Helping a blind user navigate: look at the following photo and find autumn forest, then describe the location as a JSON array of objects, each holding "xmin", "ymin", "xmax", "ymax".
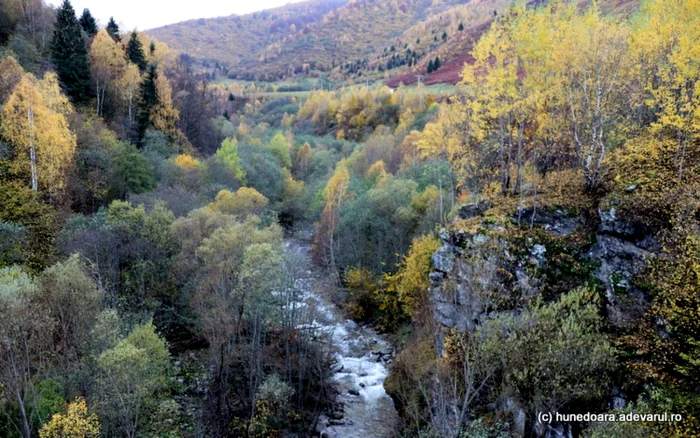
[{"xmin": 0, "ymin": 0, "xmax": 699, "ymax": 437}]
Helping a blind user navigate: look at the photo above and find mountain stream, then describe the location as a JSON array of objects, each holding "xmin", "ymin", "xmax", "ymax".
[{"xmin": 284, "ymin": 238, "xmax": 399, "ymax": 438}]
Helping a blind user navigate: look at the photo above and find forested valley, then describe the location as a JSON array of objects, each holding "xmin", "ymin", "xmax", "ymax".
[{"xmin": 0, "ymin": 0, "xmax": 699, "ymax": 437}]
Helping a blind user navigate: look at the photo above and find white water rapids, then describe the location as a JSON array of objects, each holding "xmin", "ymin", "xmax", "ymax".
[{"xmin": 284, "ymin": 239, "xmax": 399, "ymax": 438}]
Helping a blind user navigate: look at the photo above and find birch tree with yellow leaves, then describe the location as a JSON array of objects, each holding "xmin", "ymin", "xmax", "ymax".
[
  {"xmin": 632, "ymin": 0, "xmax": 700, "ymax": 183},
  {"xmin": 89, "ymin": 29, "xmax": 128, "ymax": 117},
  {"xmin": 552, "ymin": 4, "xmax": 633, "ymax": 191},
  {"xmin": 0, "ymin": 73, "xmax": 76, "ymax": 194},
  {"xmin": 313, "ymin": 163, "xmax": 352, "ymax": 274}
]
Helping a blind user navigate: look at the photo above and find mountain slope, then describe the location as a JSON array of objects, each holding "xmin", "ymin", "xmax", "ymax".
[
  {"xmin": 149, "ymin": 0, "xmax": 348, "ymax": 78},
  {"xmin": 150, "ymin": 0, "xmax": 473, "ymax": 80}
]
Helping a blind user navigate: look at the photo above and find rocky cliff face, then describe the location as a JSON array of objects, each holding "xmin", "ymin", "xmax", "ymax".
[{"xmin": 427, "ymin": 200, "xmax": 658, "ymax": 437}]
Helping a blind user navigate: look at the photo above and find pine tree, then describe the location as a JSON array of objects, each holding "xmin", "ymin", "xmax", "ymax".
[
  {"xmin": 427, "ymin": 59, "xmax": 434, "ymax": 74},
  {"xmin": 136, "ymin": 65, "xmax": 158, "ymax": 142},
  {"xmin": 50, "ymin": 0, "xmax": 91, "ymax": 104},
  {"xmin": 458, "ymin": 22, "xmax": 464, "ymax": 31},
  {"xmin": 442, "ymin": 31, "xmax": 447, "ymax": 41},
  {"xmin": 78, "ymin": 8, "xmax": 97, "ymax": 35},
  {"xmin": 126, "ymin": 31, "xmax": 147, "ymax": 72},
  {"xmin": 434, "ymin": 56, "xmax": 441, "ymax": 70},
  {"xmin": 106, "ymin": 17, "xmax": 120, "ymax": 41}
]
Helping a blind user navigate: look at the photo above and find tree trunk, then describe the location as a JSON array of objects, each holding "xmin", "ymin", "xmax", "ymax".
[{"xmin": 27, "ymin": 105, "xmax": 38, "ymax": 191}]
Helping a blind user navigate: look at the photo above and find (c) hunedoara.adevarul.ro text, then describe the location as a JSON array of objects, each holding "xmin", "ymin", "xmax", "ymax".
[{"xmin": 537, "ymin": 411, "xmax": 683, "ymax": 424}]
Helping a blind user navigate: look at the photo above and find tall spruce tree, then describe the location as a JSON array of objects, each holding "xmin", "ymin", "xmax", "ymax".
[
  {"xmin": 126, "ymin": 31, "xmax": 147, "ymax": 72},
  {"xmin": 51, "ymin": 0, "xmax": 91, "ymax": 103},
  {"xmin": 427, "ymin": 59, "xmax": 434, "ymax": 74},
  {"xmin": 136, "ymin": 65, "xmax": 159, "ymax": 142},
  {"xmin": 434, "ymin": 56, "xmax": 440, "ymax": 70},
  {"xmin": 78, "ymin": 8, "xmax": 97, "ymax": 35},
  {"xmin": 106, "ymin": 17, "xmax": 120, "ymax": 40}
]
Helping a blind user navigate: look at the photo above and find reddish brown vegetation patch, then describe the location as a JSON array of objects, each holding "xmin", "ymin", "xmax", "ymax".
[{"xmin": 385, "ymin": 20, "xmax": 490, "ymax": 88}]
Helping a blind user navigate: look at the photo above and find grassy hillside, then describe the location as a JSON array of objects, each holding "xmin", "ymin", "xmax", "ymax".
[
  {"xmin": 150, "ymin": 0, "xmax": 641, "ymax": 83},
  {"xmin": 150, "ymin": 0, "xmax": 475, "ymax": 80},
  {"xmin": 149, "ymin": 0, "xmax": 348, "ymax": 78}
]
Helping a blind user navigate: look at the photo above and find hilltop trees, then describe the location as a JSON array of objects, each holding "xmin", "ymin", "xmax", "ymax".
[
  {"xmin": 78, "ymin": 8, "xmax": 97, "ymax": 36},
  {"xmin": 89, "ymin": 29, "xmax": 128, "ymax": 117},
  {"xmin": 51, "ymin": 0, "xmax": 91, "ymax": 103},
  {"xmin": 136, "ymin": 65, "xmax": 158, "ymax": 140},
  {"xmin": 135, "ymin": 65, "xmax": 185, "ymax": 144},
  {"xmin": 126, "ymin": 31, "xmax": 148, "ymax": 72},
  {"xmin": 105, "ymin": 17, "xmax": 120, "ymax": 41}
]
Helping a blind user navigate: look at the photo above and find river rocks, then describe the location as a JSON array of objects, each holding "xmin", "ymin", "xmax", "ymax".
[
  {"xmin": 329, "ymin": 408, "xmax": 345, "ymax": 420},
  {"xmin": 370, "ymin": 348, "xmax": 394, "ymax": 364},
  {"xmin": 287, "ymin": 238, "xmax": 398, "ymax": 438}
]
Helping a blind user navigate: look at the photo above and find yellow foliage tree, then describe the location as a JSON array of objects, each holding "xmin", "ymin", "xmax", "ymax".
[
  {"xmin": 39, "ymin": 398, "xmax": 100, "ymax": 438},
  {"xmin": 366, "ymin": 160, "xmax": 388, "ymax": 185},
  {"xmin": 174, "ymin": 154, "xmax": 200, "ymax": 170},
  {"xmin": 268, "ymin": 132, "xmax": 292, "ymax": 168},
  {"xmin": 294, "ymin": 142, "xmax": 313, "ymax": 179},
  {"xmin": 632, "ymin": 0, "xmax": 700, "ymax": 183},
  {"xmin": 0, "ymin": 74, "xmax": 76, "ymax": 194},
  {"xmin": 207, "ymin": 188, "xmax": 269, "ymax": 218},
  {"xmin": 119, "ymin": 63, "xmax": 142, "ymax": 129},
  {"xmin": 0, "ymin": 57, "xmax": 24, "ymax": 105},
  {"xmin": 313, "ymin": 163, "xmax": 352, "ymax": 270},
  {"xmin": 151, "ymin": 68, "xmax": 187, "ymax": 149},
  {"xmin": 89, "ymin": 29, "xmax": 128, "ymax": 116},
  {"xmin": 385, "ymin": 234, "xmax": 441, "ymax": 323}
]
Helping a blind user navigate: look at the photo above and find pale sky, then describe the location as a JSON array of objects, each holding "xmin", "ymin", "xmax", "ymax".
[{"xmin": 48, "ymin": 0, "xmax": 306, "ymax": 31}]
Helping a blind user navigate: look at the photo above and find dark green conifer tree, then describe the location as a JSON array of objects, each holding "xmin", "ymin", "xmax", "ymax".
[
  {"xmin": 126, "ymin": 31, "xmax": 147, "ymax": 72},
  {"xmin": 136, "ymin": 65, "xmax": 159, "ymax": 142},
  {"xmin": 50, "ymin": 0, "xmax": 91, "ymax": 103},
  {"xmin": 442, "ymin": 31, "xmax": 447, "ymax": 41},
  {"xmin": 434, "ymin": 56, "xmax": 441, "ymax": 70},
  {"xmin": 458, "ymin": 22, "xmax": 464, "ymax": 31},
  {"xmin": 0, "ymin": 6, "xmax": 16, "ymax": 44},
  {"xmin": 427, "ymin": 59, "xmax": 434, "ymax": 74},
  {"xmin": 106, "ymin": 17, "xmax": 120, "ymax": 40},
  {"xmin": 78, "ymin": 8, "xmax": 97, "ymax": 35}
]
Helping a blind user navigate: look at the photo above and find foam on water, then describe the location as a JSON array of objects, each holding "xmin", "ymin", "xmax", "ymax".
[{"xmin": 284, "ymin": 238, "xmax": 398, "ymax": 438}]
